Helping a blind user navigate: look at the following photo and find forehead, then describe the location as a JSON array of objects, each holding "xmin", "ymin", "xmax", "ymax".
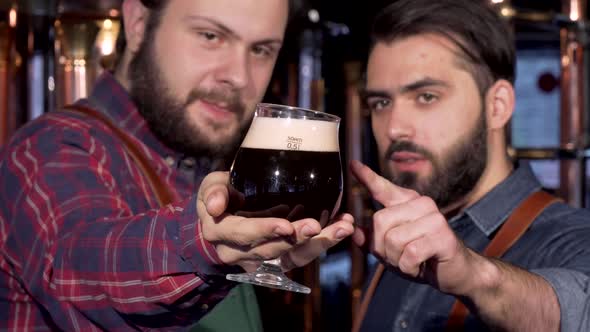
[
  {"xmin": 162, "ymin": 0, "xmax": 289, "ymax": 40},
  {"xmin": 367, "ymin": 34, "xmax": 471, "ymax": 88}
]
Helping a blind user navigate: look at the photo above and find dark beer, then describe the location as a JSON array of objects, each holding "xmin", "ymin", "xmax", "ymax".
[
  {"xmin": 226, "ymin": 105, "xmax": 342, "ymax": 295},
  {"xmin": 230, "ymin": 116, "xmax": 342, "ymax": 223},
  {"xmin": 230, "ymin": 148, "xmax": 342, "ymax": 222}
]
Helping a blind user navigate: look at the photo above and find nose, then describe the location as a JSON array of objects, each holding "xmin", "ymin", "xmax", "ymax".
[
  {"xmin": 386, "ymin": 104, "xmax": 414, "ymax": 142},
  {"xmin": 215, "ymin": 48, "xmax": 251, "ymax": 90}
]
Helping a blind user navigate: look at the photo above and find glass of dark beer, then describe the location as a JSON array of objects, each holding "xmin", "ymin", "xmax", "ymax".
[{"xmin": 226, "ymin": 103, "xmax": 342, "ymax": 294}]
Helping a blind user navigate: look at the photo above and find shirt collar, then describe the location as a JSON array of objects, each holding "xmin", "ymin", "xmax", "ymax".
[
  {"xmin": 452, "ymin": 162, "xmax": 543, "ymax": 236},
  {"xmin": 77, "ymin": 71, "xmax": 181, "ymax": 161}
]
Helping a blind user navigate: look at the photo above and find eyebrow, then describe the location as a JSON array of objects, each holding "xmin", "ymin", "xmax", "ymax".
[
  {"xmin": 361, "ymin": 77, "xmax": 450, "ymax": 101},
  {"xmin": 359, "ymin": 89, "xmax": 391, "ymax": 102},
  {"xmin": 184, "ymin": 15, "xmax": 283, "ymax": 46},
  {"xmin": 398, "ymin": 77, "xmax": 450, "ymax": 93}
]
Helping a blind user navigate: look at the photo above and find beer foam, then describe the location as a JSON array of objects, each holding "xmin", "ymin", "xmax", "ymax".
[{"xmin": 241, "ymin": 117, "xmax": 339, "ymax": 152}]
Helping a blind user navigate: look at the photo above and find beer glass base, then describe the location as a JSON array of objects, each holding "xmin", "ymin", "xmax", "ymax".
[{"xmin": 226, "ymin": 262, "xmax": 311, "ymax": 294}]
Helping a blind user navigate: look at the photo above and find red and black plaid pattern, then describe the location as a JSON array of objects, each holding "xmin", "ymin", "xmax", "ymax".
[{"xmin": 0, "ymin": 73, "xmax": 232, "ymax": 331}]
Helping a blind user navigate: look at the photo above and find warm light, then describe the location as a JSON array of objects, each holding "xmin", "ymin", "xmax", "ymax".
[
  {"xmin": 500, "ymin": 7, "xmax": 516, "ymax": 17},
  {"xmin": 570, "ymin": 0, "xmax": 580, "ymax": 21},
  {"xmin": 100, "ymin": 34, "xmax": 115, "ymax": 56},
  {"xmin": 491, "ymin": 0, "xmax": 504, "ymax": 3},
  {"xmin": 74, "ymin": 63, "xmax": 87, "ymax": 99},
  {"xmin": 562, "ymin": 55, "xmax": 571, "ymax": 67},
  {"xmin": 95, "ymin": 20, "xmax": 120, "ymax": 56},
  {"xmin": 9, "ymin": 7, "xmax": 17, "ymax": 28},
  {"xmin": 109, "ymin": 9, "xmax": 120, "ymax": 17}
]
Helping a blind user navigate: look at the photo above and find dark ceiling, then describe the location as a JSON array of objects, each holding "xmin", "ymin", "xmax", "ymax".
[
  {"xmin": 7, "ymin": 0, "xmax": 567, "ymax": 18},
  {"xmin": 4, "ymin": 0, "xmax": 572, "ymax": 58},
  {"xmin": 2, "ymin": 0, "xmax": 122, "ymax": 16}
]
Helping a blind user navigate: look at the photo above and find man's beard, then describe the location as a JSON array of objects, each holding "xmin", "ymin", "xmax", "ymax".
[
  {"xmin": 382, "ymin": 113, "xmax": 487, "ymax": 209},
  {"xmin": 127, "ymin": 28, "xmax": 250, "ymax": 165}
]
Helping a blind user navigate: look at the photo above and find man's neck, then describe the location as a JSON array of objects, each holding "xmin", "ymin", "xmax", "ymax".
[{"xmin": 442, "ymin": 152, "xmax": 514, "ymax": 219}]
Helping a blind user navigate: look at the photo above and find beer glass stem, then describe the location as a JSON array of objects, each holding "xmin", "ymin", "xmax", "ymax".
[{"xmin": 226, "ymin": 258, "xmax": 311, "ymax": 294}]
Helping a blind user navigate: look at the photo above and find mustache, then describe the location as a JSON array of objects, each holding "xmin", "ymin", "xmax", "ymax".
[
  {"xmin": 185, "ymin": 88, "xmax": 246, "ymax": 116},
  {"xmin": 385, "ymin": 140, "xmax": 435, "ymax": 161}
]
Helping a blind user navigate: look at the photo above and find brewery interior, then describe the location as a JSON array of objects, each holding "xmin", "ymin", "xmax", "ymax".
[{"xmin": 0, "ymin": 0, "xmax": 587, "ymax": 331}]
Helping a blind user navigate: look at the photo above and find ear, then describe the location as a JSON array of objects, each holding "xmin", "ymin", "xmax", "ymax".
[
  {"xmin": 484, "ymin": 79, "xmax": 515, "ymax": 131},
  {"xmin": 121, "ymin": 0, "xmax": 149, "ymax": 54}
]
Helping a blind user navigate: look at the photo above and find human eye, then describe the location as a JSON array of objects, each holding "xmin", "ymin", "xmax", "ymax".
[
  {"xmin": 416, "ymin": 92, "xmax": 438, "ymax": 105},
  {"xmin": 251, "ymin": 44, "xmax": 278, "ymax": 60},
  {"xmin": 194, "ymin": 29, "xmax": 224, "ymax": 47},
  {"xmin": 366, "ymin": 98, "xmax": 391, "ymax": 112}
]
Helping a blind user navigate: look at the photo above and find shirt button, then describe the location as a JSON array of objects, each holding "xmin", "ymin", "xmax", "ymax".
[
  {"xmin": 182, "ymin": 157, "xmax": 196, "ymax": 169},
  {"xmin": 164, "ymin": 156, "xmax": 175, "ymax": 167},
  {"xmin": 400, "ymin": 320, "xmax": 408, "ymax": 329},
  {"xmin": 201, "ymin": 304, "xmax": 209, "ymax": 311}
]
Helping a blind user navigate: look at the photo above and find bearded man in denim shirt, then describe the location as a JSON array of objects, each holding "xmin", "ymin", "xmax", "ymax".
[{"xmin": 353, "ymin": 0, "xmax": 590, "ymax": 331}]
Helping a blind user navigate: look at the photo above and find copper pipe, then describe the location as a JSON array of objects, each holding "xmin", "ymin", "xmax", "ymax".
[
  {"xmin": 559, "ymin": 0, "xmax": 587, "ymax": 207},
  {"xmin": 301, "ymin": 77, "xmax": 326, "ymax": 332},
  {"xmin": 0, "ymin": 16, "xmax": 16, "ymax": 146},
  {"xmin": 0, "ymin": 22, "xmax": 9, "ymax": 145},
  {"xmin": 287, "ymin": 63, "xmax": 298, "ymax": 106},
  {"xmin": 344, "ymin": 61, "xmax": 367, "ymax": 327}
]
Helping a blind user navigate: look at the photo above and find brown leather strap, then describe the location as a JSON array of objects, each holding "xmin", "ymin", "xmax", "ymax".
[
  {"xmin": 445, "ymin": 190, "xmax": 560, "ymax": 331},
  {"xmin": 62, "ymin": 104, "xmax": 175, "ymax": 206},
  {"xmin": 352, "ymin": 190, "xmax": 560, "ymax": 332}
]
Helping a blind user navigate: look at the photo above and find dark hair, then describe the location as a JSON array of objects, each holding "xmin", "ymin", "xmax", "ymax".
[
  {"xmin": 115, "ymin": 0, "xmax": 301, "ymax": 66},
  {"xmin": 371, "ymin": 0, "xmax": 515, "ymax": 96}
]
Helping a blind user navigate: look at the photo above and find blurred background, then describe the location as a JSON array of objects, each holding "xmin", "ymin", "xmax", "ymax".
[{"xmin": 0, "ymin": 0, "xmax": 588, "ymax": 331}]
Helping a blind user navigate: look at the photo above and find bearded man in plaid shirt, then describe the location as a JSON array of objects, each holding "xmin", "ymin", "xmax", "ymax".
[{"xmin": 0, "ymin": 0, "xmax": 354, "ymax": 330}]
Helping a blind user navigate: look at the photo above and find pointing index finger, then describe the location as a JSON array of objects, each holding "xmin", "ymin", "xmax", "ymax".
[{"xmin": 349, "ymin": 160, "xmax": 418, "ymax": 207}]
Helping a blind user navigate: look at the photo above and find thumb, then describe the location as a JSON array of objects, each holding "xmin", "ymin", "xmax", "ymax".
[{"xmin": 205, "ymin": 186, "xmax": 229, "ymax": 218}]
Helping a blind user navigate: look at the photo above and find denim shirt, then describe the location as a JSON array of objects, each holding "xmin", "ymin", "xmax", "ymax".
[{"xmin": 360, "ymin": 163, "xmax": 590, "ymax": 332}]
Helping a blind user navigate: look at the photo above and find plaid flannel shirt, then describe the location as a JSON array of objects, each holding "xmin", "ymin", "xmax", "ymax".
[{"xmin": 0, "ymin": 72, "xmax": 234, "ymax": 331}]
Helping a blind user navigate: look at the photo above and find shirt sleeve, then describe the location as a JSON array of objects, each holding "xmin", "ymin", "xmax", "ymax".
[
  {"xmin": 532, "ymin": 268, "xmax": 590, "ymax": 332},
  {"xmin": 526, "ymin": 207, "xmax": 590, "ymax": 332},
  {"xmin": 0, "ymin": 121, "xmax": 236, "ymax": 330}
]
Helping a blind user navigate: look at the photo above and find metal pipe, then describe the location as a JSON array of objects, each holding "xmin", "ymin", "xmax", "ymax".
[
  {"xmin": 0, "ymin": 4, "xmax": 17, "ymax": 146},
  {"xmin": 559, "ymin": 0, "xmax": 587, "ymax": 206},
  {"xmin": 0, "ymin": 22, "xmax": 10, "ymax": 145},
  {"xmin": 344, "ymin": 61, "xmax": 366, "ymax": 327}
]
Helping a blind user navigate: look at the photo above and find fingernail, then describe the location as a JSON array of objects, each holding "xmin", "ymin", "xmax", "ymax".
[
  {"xmin": 335, "ymin": 229, "xmax": 348, "ymax": 239},
  {"xmin": 206, "ymin": 192, "xmax": 218, "ymax": 206},
  {"xmin": 274, "ymin": 226, "xmax": 290, "ymax": 236},
  {"xmin": 302, "ymin": 225, "xmax": 317, "ymax": 237}
]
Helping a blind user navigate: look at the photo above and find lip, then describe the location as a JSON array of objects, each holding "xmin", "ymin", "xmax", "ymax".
[
  {"xmin": 199, "ymin": 100, "xmax": 234, "ymax": 122},
  {"xmin": 391, "ymin": 151, "xmax": 425, "ymax": 161},
  {"xmin": 390, "ymin": 151, "xmax": 428, "ymax": 172}
]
